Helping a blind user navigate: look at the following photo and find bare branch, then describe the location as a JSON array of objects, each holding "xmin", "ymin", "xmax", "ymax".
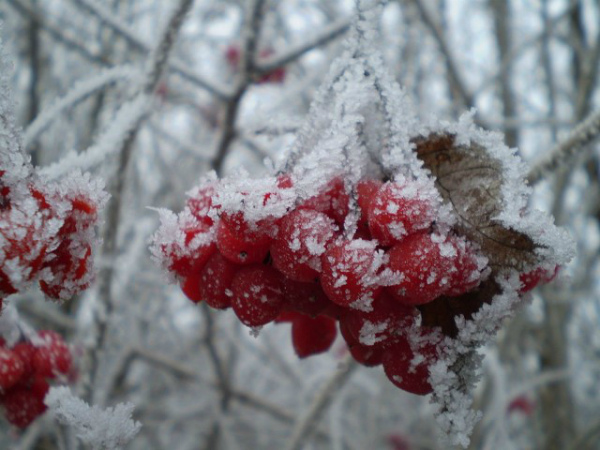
[
  {"xmin": 283, "ymin": 355, "xmax": 356, "ymax": 450},
  {"xmin": 527, "ymin": 108, "xmax": 600, "ymax": 185}
]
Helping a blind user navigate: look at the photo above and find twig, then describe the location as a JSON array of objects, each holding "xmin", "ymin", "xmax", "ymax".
[
  {"xmin": 24, "ymin": 66, "xmax": 137, "ymax": 147},
  {"xmin": 283, "ymin": 355, "xmax": 356, "ymax": 450},
  {"xmin": 81, "ymin": 0, "xmax": 195, "ymax": 405},
  {"xmin": 71, "ymin": 0, "xmax": 230, "ymax": 100},
  {"xmin": 410, "ymin": 0, "xmax": 476, "ymax": 111},
  {"xmin": 527, "ymin": 108, "xmax": 600, "ymax": 185},
  {"xmin": 254, "ymin": 17, "xmax": 351, "ymax": 74},
  {"xmin": 6, "ymin": 0, "xmax": 110, "ymax": 67},
  {"xmin": 211, "ymin": 0, "xmax": 267, "ymax": 176}
]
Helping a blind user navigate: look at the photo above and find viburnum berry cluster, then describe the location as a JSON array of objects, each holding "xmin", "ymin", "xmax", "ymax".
[
  {"xmin": 0, "ymin": 165, "xmax": 107, "ymax": 308},
  {"xmin": 152, "ymin": 1, "xmax": 574, "ymax": 445},
  {"xmin": 151, "ymin": 168, "xmax": 498, "ymax": 395},
  {"xmin": 0, "ymin": 330, "xmax": 72, "ymax": 428}
]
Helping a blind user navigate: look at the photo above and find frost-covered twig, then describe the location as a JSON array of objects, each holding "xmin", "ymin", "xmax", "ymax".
[
  {"xmin": 24, "ymin": 65, "xmax": 137, "ymax": 147},
  {"xmin": 255, "ymin": 17, "xmax": 351, "ymax": 74},
  {"xmin": 71, "ymin": 0, "xmax": 230, "ymax": 100},
  {"xmin": 527, "ymin": 108, "xmax": 600, "ymax": 184},
  {"xmin": 80, "ymin": 0, "xmax": 195, "ymax": 405},
  {"xmin": 410, "ymin": 0, "xmax": 477, "ymax": 113},
  {"xmin": 212, "ymin": 0, "xmax": 267, "ymax": 175},
  {"xmin": 283, "ymin": 355, "xmax": 356, "ymax": 450},
  {"xmin": 6, "ymin": 0, "xmax": 108, "ymax": 66}
]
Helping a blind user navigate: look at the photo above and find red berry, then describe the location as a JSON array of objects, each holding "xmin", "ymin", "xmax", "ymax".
[
  {"xmin": 2, "ymin": 376, "xmax": 49, "ymax": 428},
  {"xmin": 186, "ymin": 183, "xmax": 218, "ymax": 227},
  {"xmin": 199, "ymin": 252, "xmax": 239, "ymax": 309},
  {"xmin": 382, "ymin": 338, "xmax": 435, "ymax": 396},
  {"xmin": 32, "ymin": 330, "xmax": 71, "ymax": 379},
  {"xmin": 231, "ymin": 266, "xmax": 284, "ymax": 327},
  {"xmin": 444, "ymin": 236, "xmax": 485, "ymax": 296},
  {"xmin": 507, "ymin": 395, "xmax": 535, "ymax": 416},
  {"xmin": 356, "ymin": 179, "xmax": 382, "ymax": 227},
  {"xmin": 519, "ymin": 265, "xmax": 558, "ymax": 293},
  {"xmin": 271, "ymin": 209, "xmax": 337, "ymax": 282},
  {"xmin": 320, "ymin": 239, "xmax": 384, "ymax": 308},
  {"xmin": 340, "ymin": 294, "xmax": 416, "ymax": 347},
  {"xmin": 348, "ymin": 343, "xmax": 384, "ymax": 367},
  {"xmin": 225, "ymin": 45, "xmax": 241, "ymax": 70},
  {"xmin": 216, "ymin": 220, "xmax": 271, "ymax": 265},
  {"xmin": 275, "ymin": 310, "xmax": 306, "ymax": 323},
  {"xmin": 0, "ymin": 348, "xmax": 25, "ymax": 391},
  {"xmin": 368, "ymin": 180, "xmax": 437, "ymax": 246},
  {"xmin": 387, "ymin": 232, "xmax": 452, "ymax": 305},
  {"xmin": 298, "ymin": 178, "xmax": 349, "ymax": 226},
  {"xmin": 281, "ymin": 279, "xmax": 331, "ymax": 317},
  {"xmin": 181, "ymin": 272, "xmax": 203, "ymax": 303},
  {"xmin": 291, "ymin": 315, "xmax": 337, "ymax": 358},
  {"xmin": 257, "ymin": 49, "xmax": 286, "ymax": 84},
  {"xmin": 11, "ymin": 342, "xmax": 36, "ymax": 378}
]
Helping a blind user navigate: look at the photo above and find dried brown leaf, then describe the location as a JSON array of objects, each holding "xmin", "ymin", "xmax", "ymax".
[{"xmin": 414, "ymin": 133, "xmax": 537, "ymax": 273}]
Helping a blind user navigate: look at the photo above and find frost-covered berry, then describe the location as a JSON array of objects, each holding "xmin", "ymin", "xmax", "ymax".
[
  {"xmin": 11, "ymin": 342, "xmax": 36, "ymax": 379},
  {"xmin": 216, "ymin": 220, "xmax": 271, "ymax": 265},
  {"xmin": 291, "ymin": 314, "xmax": 337, "ymax": 358},
  {"xmin": 2, "ymin": 375, "xmax": 49, "ymax": 428},
  {"xmin": 186, "ymin": 183, "xmax": 218, "ymax": 228},
  {"xmin": 298, "ymin": 177, "xmax": 349, "ymax": 226},
  {"xmin": 356, "ymin": 178, "xmax": 382, "ymax": 228},
  {"xmin": 231, "ymin": 265, "xmax": 284, "ymax": 327},
  {"xmin": 32, "ymin": 330, "xmax": 72, "ymax": 379},
  {"xmin": 382, "ymin": 339, "xmax": 435, "ymax": 396},
  {"xmin": 387, "ymin": 231, "xmax": 452, "ymax": 305},
  {"xmin": 519, "ymin": 265, "xmax": 558, "ymax": 293},
  {"xmin": 199, "ymin": 252, "xmax": 239, "ymax": 309},
  {"xmin": 340, "ymin": 294, "xmax": 416, "ymax": 347},
  {"xmin": 0, "ymin": 348, "xmax": 25, "ymax": 391},
  {"xmin": 368, "ymin": 180, "xmax": 438, "ymax": 246},
  {"xmin": 320, "ymin": 239, "xmax": 384, "ymax": 308},
  {"xmin": 444, "ymin": 235, "xmax": 486, "ymax": 297},
  {"xmin": 271, "ymin": 209, "xmax": 338, "ymax": 282}
]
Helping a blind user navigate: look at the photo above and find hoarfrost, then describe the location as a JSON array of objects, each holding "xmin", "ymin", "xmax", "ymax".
[{"xmin": 45, "ymin": 387, "xmax": 141, "ymax": 450}]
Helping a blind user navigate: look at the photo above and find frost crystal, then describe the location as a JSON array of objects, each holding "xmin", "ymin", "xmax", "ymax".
[{"xmin": 45, "ymin": 387, "xmax": 141, "ymax": 450}]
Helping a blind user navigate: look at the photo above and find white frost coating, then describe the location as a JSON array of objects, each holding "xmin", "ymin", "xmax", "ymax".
[
  {"xmin": 41, "ymin": 94, "xmax": 152, "ymax": 180},
  {"xmin": 45, "ymin": 387, "xmax": 141, "ymax": 450},
  {"xmin": 24, "ymin": 65, "xmax": 139, "ymax": 147},
  {"xmin": 417, "ymin": 110, "xmax": 576, "ymax": 271}
]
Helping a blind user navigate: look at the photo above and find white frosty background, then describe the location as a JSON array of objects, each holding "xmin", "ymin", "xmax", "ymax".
[{"xmin": 1, "ymin": 0, "xmax": 599, "ymax": 449}]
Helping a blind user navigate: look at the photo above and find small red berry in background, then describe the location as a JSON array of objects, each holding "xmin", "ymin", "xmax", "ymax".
[{"xmin": 507, "ymin": 395, "xmax": 535, "ymax": 416}]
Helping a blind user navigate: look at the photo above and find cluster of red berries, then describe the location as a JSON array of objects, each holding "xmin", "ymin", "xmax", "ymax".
[
  {"xmin": 152, "ymin": 171, "xmax": 494, "ymax": 395},
  {"xmin": 225, "ymin": 45, "xmax": 286, "ymax": 84},
  {"xmin": 0, "ymin": 169, "xmax": 105, "ymax": 308},
  {"xmin": 0, "ymin": 331, "xmax": 72, "ymax": 428},
  {"xmin": 152, "ymin": 169, "xmax": 559, "ymax": 395}
]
